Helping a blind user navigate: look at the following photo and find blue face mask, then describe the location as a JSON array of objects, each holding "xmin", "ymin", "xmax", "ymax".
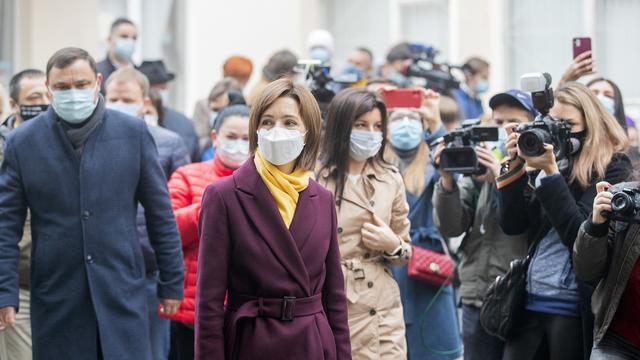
[
  {"xmin": 474, "ymin": 79, "xmax": 490, "ymax": 94},
  {"xmin": 597, "ymin": 94, "xmax": 616, "ymax": 115},
  {"xmin": 390, "ymin": 117, "xmax": 423, "ymax": 150},
  {"xmin": 51, "ymin": 87, "xmax": 98, "ymax": 124},
  {"xmin": 114, "ymin": 38, "xmax": 135, "ymax": 61},
  {"xmin": 310, "ymin": 47, "xmax": 331, "ymax": 65}
]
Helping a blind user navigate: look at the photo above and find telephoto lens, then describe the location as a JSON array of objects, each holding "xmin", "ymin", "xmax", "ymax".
[{"xmin": 517, "ymin": 128, "xmax": 551, "ymax": 157}]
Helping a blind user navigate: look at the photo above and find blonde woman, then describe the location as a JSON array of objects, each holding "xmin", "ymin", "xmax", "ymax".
[
  {"xmin": 497, "ymin": 82, "xmax": 632, "ymax": 360},
  {"xmin": 384, "ymin": 91, "xmax": 463, "ymax": 360}
]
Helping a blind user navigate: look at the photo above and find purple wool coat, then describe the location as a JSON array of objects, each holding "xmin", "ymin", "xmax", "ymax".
[{"xmin": 195, "ymin": 159, "xmax": 351, "ymax": 359}]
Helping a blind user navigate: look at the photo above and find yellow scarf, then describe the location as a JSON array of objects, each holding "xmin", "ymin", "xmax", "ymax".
[{"xmin": 254, "ymin": 150, "xmax": 310, "ymax": 228}]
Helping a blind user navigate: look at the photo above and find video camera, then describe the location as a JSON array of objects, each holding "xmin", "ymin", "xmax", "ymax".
[
  {"xmin": 405, "ymin": 43, "xmax": 460, "ymax": 94},
  {"xmin": 296, "ymin": 60, "xmax": 359, "ymax": 115},
  {"xmin": 440, "ymin": 125, "xmax": 499, "ymax": 175},
  {"xmin": 604, "ymin": 182, "xmax": 640, "ymax": 223},
  {"xmin": 516, "ymin": 73, "xmax": 579, "ymax": 159}
]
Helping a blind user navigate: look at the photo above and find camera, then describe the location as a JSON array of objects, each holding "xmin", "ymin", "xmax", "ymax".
[
  {"xmin": 405, "ymin": 43, "xmax": 460, "ymax": 94},
  {"xmin": 296, "ymin": 60, "xmax": 358, "ymax": 116},
  {"xmin": 605, "ymin": 182, "xmax": 640, "ymax": 223},
  {"xmin": 516, "ymin": 73, "xmax": 579, "ymax": 158},
  {"xmin": 440, "ymin": 125, "xmax": 499, "ymax": 175}
]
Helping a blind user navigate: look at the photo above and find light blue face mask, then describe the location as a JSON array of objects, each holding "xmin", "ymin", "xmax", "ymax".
[
  {"xmin": 389, "ymin": 117, "xmax": 423, "ymax": 150},
  {"xmin": 310, "ymin": 47, "xmax": 331, "ymax": 65},
  {"xmin": 486, "ymin": 127, "xmax": 509, "ymax": 155},
  {"xmin": 107, "ymin": 101, "xmax": 141, "ymax": 118},
  {"xmin": 114, "ymin": 38, "xmax": 135, "ymax": 61},
  {"xmin": 597, "ymin": 94, "xmax": 616, "ymax": 115},
  {"xmin": 51, "ymin": 87, "xmax": 98, "ymax": 124},
  {"xmin": 474, "ymin": 79, "xmax": 490, "ymax": 94}
]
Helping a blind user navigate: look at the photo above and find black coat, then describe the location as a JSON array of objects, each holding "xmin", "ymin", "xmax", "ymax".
[
  {"xmin": 96, "ymin": 57, "xmax": 117, "ymax": 95},
  {"xmin": 0, "ymin": 107, "xmax": 184, "ymax": 359},
  {"xmin": 497, "ymin": 153, "xmax": 632, "ymax": 359}
]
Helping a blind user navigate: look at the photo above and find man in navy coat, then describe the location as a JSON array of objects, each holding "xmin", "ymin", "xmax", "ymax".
[{"xmin": 0, "ymin": 47, "xmax": 184, "ymax": 360}]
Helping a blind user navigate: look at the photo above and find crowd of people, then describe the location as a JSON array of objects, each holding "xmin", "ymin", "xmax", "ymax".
[{"xmin": 0, "ymin": 16, "xmax": 639, "ymax": 360}]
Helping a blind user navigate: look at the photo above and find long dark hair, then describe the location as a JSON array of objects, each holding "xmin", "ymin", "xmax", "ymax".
[
  {"xmin": 587, "ymin": 77, "xmax": 627, "ymax": 132},
  {"xmin": 319, "ymin": 88, "xmax": 389, "ymax": 201}
]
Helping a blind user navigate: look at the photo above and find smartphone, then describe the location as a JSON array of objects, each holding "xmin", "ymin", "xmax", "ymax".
[
  {"xmin": 383, "ymin": 88, "xmax": 422, "ymax": 109},
  {"xmin": 573, "ymin": 37, "xmax": 592, "ymax": 59}
]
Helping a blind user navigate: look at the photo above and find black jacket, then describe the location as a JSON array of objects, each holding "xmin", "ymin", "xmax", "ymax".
[{"xmin": 497, "ymin": 153, "xmax": 632, "ymax": 358}]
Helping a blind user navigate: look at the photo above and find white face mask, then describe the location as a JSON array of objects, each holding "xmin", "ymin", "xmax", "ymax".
[
  {"xmin": 217, "ymin": 139, "xmax": 249, "ymax": 168},
  {"xmin": 350, "ymin": 130, "xmax": 383, "ymax": 161},
  {"xmin": 257, "ymin": 127, "xmax": 306, "ymax": 166},
  {"xmin": 144, "ymin": 114, "xmax": 158, "ymax": 127},
  {"xmin": 106, "ymin": 101, "xmax": 141, "ymax": 118}
]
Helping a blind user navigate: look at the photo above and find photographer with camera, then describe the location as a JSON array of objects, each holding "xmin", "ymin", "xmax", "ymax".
[
  {"xmin": 451, "ymin": 57, "xmax": 490, "ymax": 119},
  {"xmin": 496, "ymin": 78, "xmax": 631, "ymax": 359},
  {"xmin": 573, "ymin": 181, "xmax": 640, "ymax": 359},
  {"xmin": 384, "ymin": 89, "xmax": 462, "ymax": 360},
  {"xmin": 432, "ymin": 89, "xmax": 535, "ymax": 360}
]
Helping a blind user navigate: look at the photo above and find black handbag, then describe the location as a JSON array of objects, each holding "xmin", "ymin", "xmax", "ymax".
[{"xmin": 480, "ymin": 237, "xmax": 540, "ymax": 341}]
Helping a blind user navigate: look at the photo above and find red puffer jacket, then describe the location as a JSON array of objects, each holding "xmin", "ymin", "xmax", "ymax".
[{"xmin": 162, "ymin": 155, "xmax": 234, "ymax": 325}]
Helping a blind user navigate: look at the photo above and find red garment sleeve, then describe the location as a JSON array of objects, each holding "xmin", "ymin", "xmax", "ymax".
[
  {"xmin": 168, "ymin": 168, "xmax": 200, "ymax": 248},
  {"xmin": 195, "ymin": 184, "xmax": 229, "ymax": 359}
]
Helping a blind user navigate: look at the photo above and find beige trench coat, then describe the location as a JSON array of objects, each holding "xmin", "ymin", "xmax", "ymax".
[{"xmin": 317, "ymin": 161, "xmax": 412, "ymax": 360}]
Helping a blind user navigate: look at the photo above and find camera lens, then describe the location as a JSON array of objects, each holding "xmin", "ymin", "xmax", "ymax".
[
  {"xmin": 611, "ymin": 192, "xmax": 633, "ymax": 214},
  {"xmin": 518, "ymin": 129, "xmax": 551, "ymax": 157}
]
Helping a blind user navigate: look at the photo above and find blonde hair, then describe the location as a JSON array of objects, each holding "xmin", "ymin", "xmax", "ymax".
[
  {"xmin": 384, "ymin": 108, "xmax": 430, "ymax": 195},
  {"xmin": 556, "ymin": 82, "xmax": 629, "ymax": 188},
  {"xmin": 105, "ymin": 68, "xmax": 150, "ymax": 97}
]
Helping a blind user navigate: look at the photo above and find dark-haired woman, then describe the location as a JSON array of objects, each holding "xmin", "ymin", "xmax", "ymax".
[
  {"xmin": 385, "ymin": 90, "xmax": 462, "ymax": 360},
  {"xmin": 195, "ymin": 79, "xmax": 350, "ymax": 359},
  {"xmin": 317, "ymin": 88, "xmax": 411, "ymax": 359}
]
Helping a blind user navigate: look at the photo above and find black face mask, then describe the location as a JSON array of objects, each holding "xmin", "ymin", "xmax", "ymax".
[
  {"xmin": 19, "ymin": 104, "xmax": 49, "ymax": 121},
  {"xmin": 569, "ymin": 130, "xmax": 587, "ymax": 155}
]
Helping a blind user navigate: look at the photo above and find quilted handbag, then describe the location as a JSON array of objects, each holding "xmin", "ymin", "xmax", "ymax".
[{"xmin": 407, "ymin": 239, "xmax": 455, "ymax": 287}]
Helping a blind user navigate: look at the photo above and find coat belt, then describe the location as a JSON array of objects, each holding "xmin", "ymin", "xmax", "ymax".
[
  {"xmin": 342, "ymin": 258, "xmax": 380, "ymax": 304},
  {"xmin": 225, "ymin": 292, "xmax": 324, "ymax": 358}
]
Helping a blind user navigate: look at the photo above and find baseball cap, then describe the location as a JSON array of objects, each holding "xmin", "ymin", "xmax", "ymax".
[{"xmin": 489, "ymin": 89, "xmax": 537, "ymax": 116}]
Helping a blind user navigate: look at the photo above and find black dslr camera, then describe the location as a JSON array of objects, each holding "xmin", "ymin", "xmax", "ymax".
[
  {"xmin": 516, "ymin": 73, "xmax": 579, "ymax": 159},
  {"xmin": 440, "ymin": 125, "xmax": 499, "ymax": 175},
  {"xmin": 605, "ymin": 182, "xmax": 640, "ymax": 223}
]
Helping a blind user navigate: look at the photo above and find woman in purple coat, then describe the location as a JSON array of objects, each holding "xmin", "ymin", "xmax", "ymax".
[{"xmin": 195, "ymin": 78, "xmax": 351, "ymax": 359}]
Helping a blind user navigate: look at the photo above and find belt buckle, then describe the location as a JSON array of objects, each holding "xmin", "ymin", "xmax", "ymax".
[
  {"xmin": 281, "ymin": 296, "xmax": 296, "ymax": 321},
  {"xmin": 354, "ymin": 268, "xmax": 365, "ymax": 280}
]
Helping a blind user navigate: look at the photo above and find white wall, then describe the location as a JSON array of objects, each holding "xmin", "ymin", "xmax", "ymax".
[
  {"xmin": 180, "ymin": 0, "xmax": 323, "ymax": 116},
  {"xmin": 15, "ymin": 0, "xmax": 100, "ymax": 71}
]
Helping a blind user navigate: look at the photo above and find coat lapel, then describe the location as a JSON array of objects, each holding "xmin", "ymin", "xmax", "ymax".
[
  {"xmin": 234, "ymin": 160, "xmax": 311, "ymax": 295},
  {"xmin": 288, "ymin": 182, "xmax": 318, "ymax": 252}
]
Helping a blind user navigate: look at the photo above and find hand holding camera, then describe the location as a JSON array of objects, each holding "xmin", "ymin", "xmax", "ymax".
[
  {"xmin": 474, "ymin": 146, "xmax": 502, "ymax": 182},
  {"xmin": 595, "ymin": 181, "xmax": 640, "ymax": 224},
  {"xmin": 593, "ymin": 181, "xmax": 613, "ymax": 225},
  {"xmin": 433, "ymin": 142, "xmax": 455, "ymax": 191}
]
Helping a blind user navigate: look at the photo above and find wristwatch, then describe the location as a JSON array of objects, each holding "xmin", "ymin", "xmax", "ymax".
[{"xmin": 384, "ymin": 241, "xmax": 404, "ymax": 257}]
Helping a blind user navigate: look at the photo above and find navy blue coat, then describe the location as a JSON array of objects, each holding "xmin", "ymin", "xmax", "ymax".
[
  {"xmin": 163, "ymin": 106, "xmax": 200, "ymax": 162},
  {"xmin": 391, "ymin": 128, "xmax": 462, "ymax": 359},
  {"xmin": 0, "ymin": 107, "xmax": 184, "ymax": 360}
]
